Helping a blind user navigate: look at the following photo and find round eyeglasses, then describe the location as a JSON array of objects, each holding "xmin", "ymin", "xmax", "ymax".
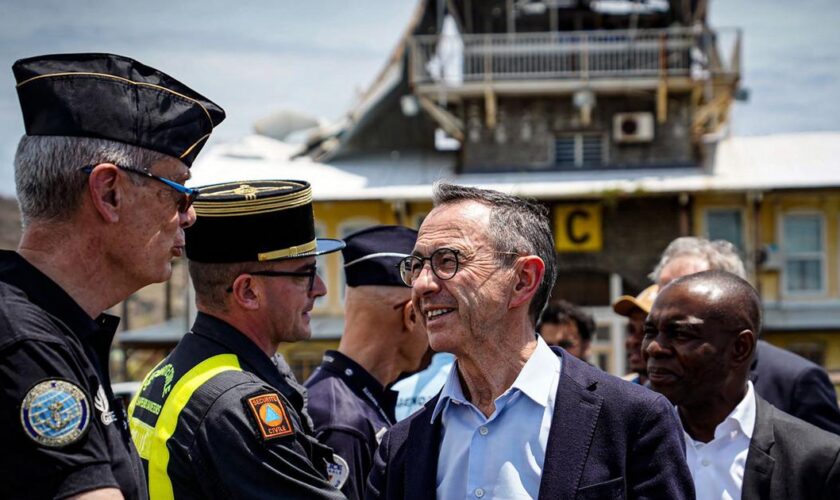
[{"xmin": 398, "ymin": 248, "xmax": 461, "ymax": 286}]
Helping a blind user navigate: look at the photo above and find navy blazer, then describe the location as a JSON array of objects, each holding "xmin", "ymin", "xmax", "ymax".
[
  {"xmin": 366, "ymin": 350, "xmax": 694, "ymax": 499},
  {"xmin": 742, "ymin": 395, "xmax": 840, "ymax": 499},
  {"xmin": 751, "ymin": 340, "xmax": 840, "ymax": 435}
]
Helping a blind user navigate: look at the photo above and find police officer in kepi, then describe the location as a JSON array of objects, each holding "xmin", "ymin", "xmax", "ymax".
[
  {"xmin": 128, "ymin": 180, "xmax": 347, "ymax": 499},
  {"xmin": 305, "ymin": 225, "xmax": 428, "ymax": 499},
  {"xmin": 0, "ymin": 53, "xmax": 224, "ymax": 499}
]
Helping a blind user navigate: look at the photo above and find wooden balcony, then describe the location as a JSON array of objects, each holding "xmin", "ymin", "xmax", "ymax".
[{"xmin": 409, "ymin": 27, "xmax": 741, "ymax": 99}]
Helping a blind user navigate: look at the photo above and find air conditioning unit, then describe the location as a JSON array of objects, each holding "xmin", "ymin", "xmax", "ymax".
[{"xmin": 613, "ymin": 112, "xmax": 654, "ymax": 143}]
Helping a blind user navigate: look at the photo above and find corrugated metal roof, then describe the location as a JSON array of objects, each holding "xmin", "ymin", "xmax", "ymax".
[{"xmin": 188, "ymin": 131, "xmax": 840, "ymax": 201}]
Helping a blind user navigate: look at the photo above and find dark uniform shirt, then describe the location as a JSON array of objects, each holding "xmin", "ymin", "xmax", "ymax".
[
  {"xmin": 0, "ymin": 250, "xmax": 147, "ymax": 500},
  {"xmin": 128, "ymin": 312, "xmax": 344, "ymax": 500},
  {"xmin": 305, "ymin": 350, "xmax": 398, "ymax": 500}
]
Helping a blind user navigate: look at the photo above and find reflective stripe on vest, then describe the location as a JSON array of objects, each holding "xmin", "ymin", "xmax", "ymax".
[{"xmin": 129, "ymin": 354, "xmax": 242, "ymax": 500}]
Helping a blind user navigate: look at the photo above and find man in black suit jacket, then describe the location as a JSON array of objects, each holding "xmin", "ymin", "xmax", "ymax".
[
  {"xmin": 645, "ymin": 270, "xmax": 840, "ymax": 499},
  {"xmin": 368, "ymin": 351, "xmax": 693, "ymax": 499},
  {"xmin": 367, "ymin": 183, "xmax": 694, "ymax": 499},
  {"xmin": 652, "ymin": 236, "xmax": 840, "ymax": 434},
  {"xmin": 751, "ymin": 340, "xmax": 840, "ymax": 435}
]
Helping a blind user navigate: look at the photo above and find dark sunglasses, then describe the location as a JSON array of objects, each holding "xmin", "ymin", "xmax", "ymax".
[
  {"xmin": 80, "ymin": 164, "xmax": 199, "ymax": 213},
  {"xmin": 225, "ymin": 267, "xmax": 319, "ymax": 293}
]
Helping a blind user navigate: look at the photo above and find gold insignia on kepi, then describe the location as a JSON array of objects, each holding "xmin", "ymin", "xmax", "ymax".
[
  {"xmin": 246, "ymin": 393, "xmax": 294, "ymax": 440},
  {"xmin": 185, "ymin": 179, "xmax": 345, "ymax": 263},
  {"xmin": 20, "ymin": 379, "xmax": 91, "ymax": 447}
]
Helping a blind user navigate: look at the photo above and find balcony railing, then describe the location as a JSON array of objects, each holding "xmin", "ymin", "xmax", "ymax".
[{"xmin": 409, "ymin": 27, "xmax": 741, "ymax": 88}]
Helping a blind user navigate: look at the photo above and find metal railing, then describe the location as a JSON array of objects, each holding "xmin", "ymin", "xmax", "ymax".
[{"xmin": 410, "ymin": 27, "xmax": 741, "ymax": 86}]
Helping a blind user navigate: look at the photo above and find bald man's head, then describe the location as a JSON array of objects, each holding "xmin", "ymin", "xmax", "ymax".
[{"xmin": 643, "ymin": 270, "xmax": 761, "ymax": 407}]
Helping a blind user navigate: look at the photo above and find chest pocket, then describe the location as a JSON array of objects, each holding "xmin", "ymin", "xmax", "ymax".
[
  {"xmin": 576, "ymin": 476, "xmax": 625, "ymax": 500},
  {"xmin": 128, "ymin": 354, "xmax": 242, "ymax": 500}
]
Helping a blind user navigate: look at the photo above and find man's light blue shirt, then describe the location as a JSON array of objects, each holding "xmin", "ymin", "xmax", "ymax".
[{"xmin": 432, "ymin": 336, "xmax": 561, "ymax": 499}]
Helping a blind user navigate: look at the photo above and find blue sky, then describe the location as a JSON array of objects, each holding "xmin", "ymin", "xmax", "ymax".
[{"xmin": 1, "ymin": 0, "xmax": 838, "ymax": 196}]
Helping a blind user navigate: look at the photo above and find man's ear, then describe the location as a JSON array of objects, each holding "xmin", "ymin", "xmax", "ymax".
[
  {"xmin": 403, "ymin": 300, "xmax": 417, "ymax": 333},
  {"xmin": 732, "ymin": 329, "xmax": 757, "ymax": 365},
  {"xmin": 230, "ymin": 275, "xmax": 261, "ymax": 311},
  {"xmin": 86, "ymin": 163, "xmax": 123, "ymax": 223},
  {"xmin": 509, "ymin": 256, "xmax": 545, "ymax": 310}
]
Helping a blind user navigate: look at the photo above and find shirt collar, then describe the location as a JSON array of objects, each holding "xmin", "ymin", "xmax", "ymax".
[
  {"xmin": 677, "ymin": 380, "xmax": 757, "ymax": 443},
  {"xmin": 0, "ymin": 250, "xmax": 120, "ymax": 382},
  {"xmin": 0, "ymin": 250, "xmax": 120, "ymax": 341},
  {"xmin": 430, "ymin": 335, "xmax": 560, "ymax": 423},
  {"xmin": 720, "ymin": 380, "xmax": 757, "ymax": 440},
  {"xmin": 191, "ymin": 312, "xmax": 286, "ymax": 387}
]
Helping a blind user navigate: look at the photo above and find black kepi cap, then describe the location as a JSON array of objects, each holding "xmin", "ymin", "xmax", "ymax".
[
  {"xmin": 185, "ymin": 180, "xmax": 344, "ymax": 263},
  {"xmin": 12, "ymin": 52, "xmax": 225, "ymax": 166},
  {"xmin": 342, "ymin": 225, "xmax": 418, "ymax": 287}
]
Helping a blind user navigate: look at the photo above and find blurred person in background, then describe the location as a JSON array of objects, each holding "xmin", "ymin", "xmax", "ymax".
[
  {"xmin": 537, "ymin": 299, "xmax": 595, "ymax": 361},
  {"xmin": 305, "ymin": 225, "xmax": 427, "ymax": 499},
  {"xmin": 651, "ymin": 236, "xmax": 840, "ymax": 435},
  {"xmin": 612, "ymin": 284, "xmax": 659, "ymax": 385},
  {"xmin": 0, "ymin": 53, "xmax": 223, "ymax": 500}
]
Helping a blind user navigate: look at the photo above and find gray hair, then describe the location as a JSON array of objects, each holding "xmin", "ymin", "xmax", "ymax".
[
  {"xmin": 14, "ymin": 135, "xmax": 170, "ymax": 226},
  {"xmin": 649, "ymin": 236, "xmax": 746, "ymax": 282},
  {"xmin": 432, "ymin": 182, "xmax": 556, "ymax": 325},
  {"xmin": 188, "ymin": 260, "xmax": 279, "ymax": 312}
]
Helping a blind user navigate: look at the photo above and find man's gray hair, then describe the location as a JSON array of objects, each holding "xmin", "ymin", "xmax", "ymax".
[
  {"xmin": 14, "ymin": 135, "xmax": 170, "ymax": 226},
  {"xmin": 432, "ymin": 182, "xmax": 557, "ymax": 325},
  {"xmin": 649, "ymin": 236, "xmax": 746, "ymax": 282}
]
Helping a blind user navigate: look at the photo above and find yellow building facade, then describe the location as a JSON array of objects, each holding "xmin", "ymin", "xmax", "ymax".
[{"xmin": 694, "ymin": 189, "xmax": 840, "ymax": 379}]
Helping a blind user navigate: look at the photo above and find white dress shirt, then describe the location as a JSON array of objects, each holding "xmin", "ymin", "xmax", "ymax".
[
  {"xmin": 682, "ymin": 381, "xmax": 757, "ymax": 500},
  {"xmin": 432, "ymin": 336, "xmax": 561, "ymax": 499}
]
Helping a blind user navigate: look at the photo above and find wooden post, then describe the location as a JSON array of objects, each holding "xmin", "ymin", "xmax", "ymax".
[{"xmin": 656, "ymin": 33, "xmax": 668, "ymax": 124}]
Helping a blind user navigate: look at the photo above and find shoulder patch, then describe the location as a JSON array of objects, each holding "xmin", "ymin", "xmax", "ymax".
[
  {"xmin": 326, "ymin": 453, "xmax": 349, "ymax": 489},
  {"xmin": 246, "ymin": 392, "xmax": 294, "ymax": 440},
  {"xmin": 20, "ymin": 379, "xmax": 91, "ymax": 447}
]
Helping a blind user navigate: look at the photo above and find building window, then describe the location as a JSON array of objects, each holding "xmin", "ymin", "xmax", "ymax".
[
  {"xmin": 782, "ymin": 214, "xmax": 824, "ymax": 294},
  {"xmin": 555, "ymin": 134, "xmax": 605, "ymax": 169},
  {"xmin": 705, "ymin": 209, "xmax": 744, "ymax": 252}
]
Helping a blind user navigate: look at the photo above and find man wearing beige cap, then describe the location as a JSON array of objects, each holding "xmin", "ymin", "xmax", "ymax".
[{"xmin": 612, "ymin": 284, "xmax": 658, "ymax": 385}]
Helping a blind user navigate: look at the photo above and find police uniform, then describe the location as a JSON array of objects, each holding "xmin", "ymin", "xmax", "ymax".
[
  {"xmin": 0, "ymin": 53, "xmax": 224, "ymax": 499},
  {"xmin": 0, "ymin": 251, "xmax": 147, "ymax": 499},
  {"xmin": 305, "ymin": 225, "xmax": 417, "ymax": 500},
  {"xmin": 129, "ymin": 180, "xmax": 346, "ymax": 500},
  {"xmin": 306, "ymin": 351, "xmax": 398, "ymax": 499}
]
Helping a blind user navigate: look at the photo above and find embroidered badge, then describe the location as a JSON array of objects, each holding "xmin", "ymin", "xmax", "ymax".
[
  {"xmin": 246, "ymin": 393, "xmax": 294, "ymax": 440},
  {"xmin": 20, "ymin": 379, "xmax": 91, "ymax": 447},
  {"xmin": 326, "ymin": 453, "xmax": 349, "ymax": 489}
]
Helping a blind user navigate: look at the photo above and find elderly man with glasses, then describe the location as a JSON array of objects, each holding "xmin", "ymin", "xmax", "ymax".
[
  {"xmin": 128, "ymin": 180, "xmax": 348, "ymax": 499},
  {"xmin": 368, "ymin": 183, "xmax": 694, "ymax": 499},
  {"xmin": 0, "ymin": 53, "xmax": 223, "ymax": 500}
]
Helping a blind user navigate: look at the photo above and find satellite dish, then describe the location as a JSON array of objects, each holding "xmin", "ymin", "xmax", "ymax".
[{"xmin": 253, "ymin": 110, "xmax": 320, "ymax": 141}]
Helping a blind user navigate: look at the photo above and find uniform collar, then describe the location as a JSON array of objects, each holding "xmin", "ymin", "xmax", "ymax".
[
  {"xmin": 0, "ymin": 250, "xmax": 120, "ymax": 379},
  {"xmin": 191, "ymin": 312, "xmax": 287, "ymax": 387},
  {"xmin": 317, "ymin": 350, "xmax": 398, "ymax": 423}
]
